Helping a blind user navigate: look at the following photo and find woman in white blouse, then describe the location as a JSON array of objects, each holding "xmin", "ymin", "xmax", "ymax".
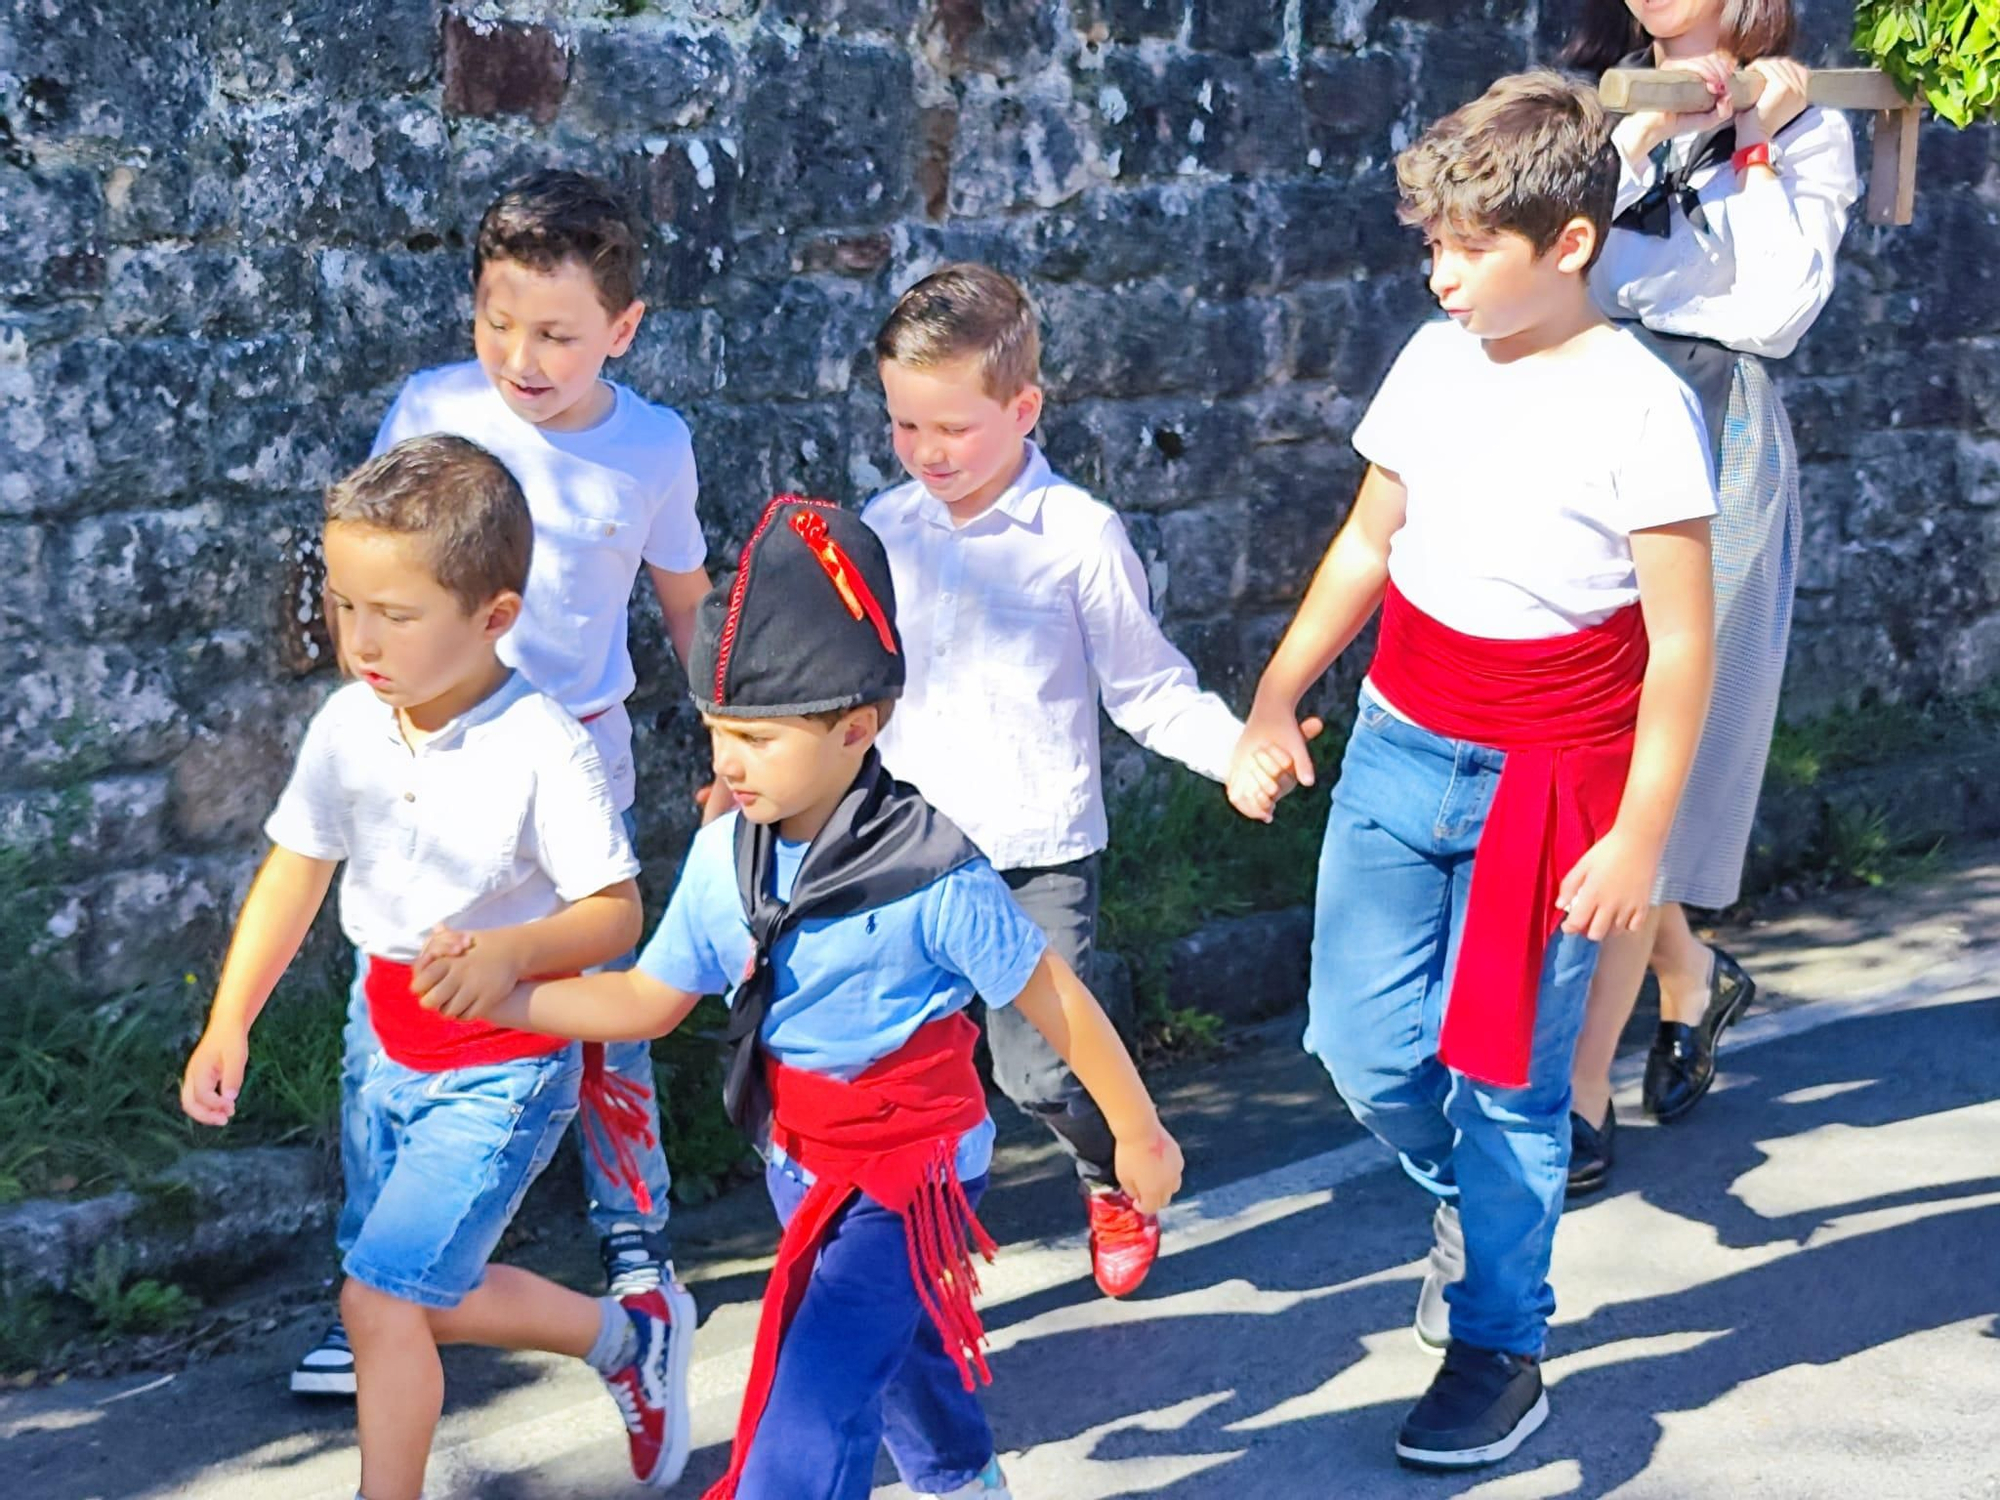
[{"xmin": 1562, "ymin": 0, "xmax": 1859, "ymax": 1194}]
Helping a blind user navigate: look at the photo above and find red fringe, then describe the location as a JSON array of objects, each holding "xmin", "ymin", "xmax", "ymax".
[{"xmin": 577, "ymin": 1041, "xmax": 656, "ymax": 1219}]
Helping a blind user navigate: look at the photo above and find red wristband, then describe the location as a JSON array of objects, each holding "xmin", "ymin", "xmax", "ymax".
[{"xmin": 1732, "ymin": 141, "xmax": 1773, "ymax": 175}]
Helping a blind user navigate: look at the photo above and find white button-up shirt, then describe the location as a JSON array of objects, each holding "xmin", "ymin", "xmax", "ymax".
[
  {"xmin": 264, "ymin": 674, "xmax": 640, "ymax": 962},
  {"xmin": 863, "ymin": 444, "xmax": 1243, "ymax": 871}
]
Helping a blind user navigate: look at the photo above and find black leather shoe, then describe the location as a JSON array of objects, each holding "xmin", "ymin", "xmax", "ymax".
[
  {"xmin": 1566, "ymin": 1103, "xmax": 1615, "ymax": 1200},
  {"xmin": 1643, "ymin": 947, "xmax": 1756, "ymax": 1123}
]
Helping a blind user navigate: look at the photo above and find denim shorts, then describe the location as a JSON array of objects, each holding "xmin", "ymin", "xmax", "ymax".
[{"xmin": 342, "ymin": 1043, "xmax": 582, "ymax": 1309}]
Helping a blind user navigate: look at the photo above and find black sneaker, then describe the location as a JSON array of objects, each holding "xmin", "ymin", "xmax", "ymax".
[
  {"xmin": 1395, "ymin": 1340, "xmax": 1549, "ymax": 1469},
  {"xmin": 289, "ymin": 1319, "xmax": 355, "ymax": 1398},
  {"xmin": 601, "ymin": 1222, "xmax": 672, "ymax": 1300}
]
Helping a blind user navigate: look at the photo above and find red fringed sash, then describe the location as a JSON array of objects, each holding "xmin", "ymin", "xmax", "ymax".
[
  {"xmin": 704, "ymin": 1013, "xmax": 996, "ymax": 1500},
  {"xmin": 1365, "ymin": 583, "xmax": 1648, "ymax": 1087}
]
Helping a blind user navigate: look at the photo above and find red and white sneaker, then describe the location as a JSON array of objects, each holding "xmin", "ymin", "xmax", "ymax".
[
  {"xmin": 600, "ymin": 1282, "xmax": 697, "ymax": 1489},
  {"xmin": 1086, "ymin": 1186, "xmax": 1161, "ymax": 1298}
]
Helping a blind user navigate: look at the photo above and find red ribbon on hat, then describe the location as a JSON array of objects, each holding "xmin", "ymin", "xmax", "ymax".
[{"xmin": 790, "ymin": 509, "xmax": 898, "ymax": 657}]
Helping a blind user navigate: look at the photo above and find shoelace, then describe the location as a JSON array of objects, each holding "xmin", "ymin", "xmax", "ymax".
[
  {"xmin": 607, "ymin": 1374, "xmax": 647, "ymax": 1435},
  {"xmin": 1090, "ymin": 1194, "xmax": 1151, "ymax": 1245}
]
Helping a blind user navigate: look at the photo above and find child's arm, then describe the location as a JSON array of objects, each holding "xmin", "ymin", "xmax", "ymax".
[
  {"xmin": 1228, "ymin": 463, "xmax": 1409, "ymax": 821},
  {"xmin": 1558, "ymin": 517, "xmax": 1715, "ymax": 940},
  {"xmin": 181, "ymin": 848, "xmax": 338, "ymax": 1127},
  {"xmin": 408, "ymin": 879, "xmax": 644, "ymax": 1016},
  {"xmin": 1009, "ymin": 953, "xmax": 1183, "ymax": 1214},
  {"xmin": 649, "ymin": 563, "xmax": 713, "ymax": 670},
  {"xmin": 423, "ymin": 964, "xmax": 706, "ymax": 1042}
]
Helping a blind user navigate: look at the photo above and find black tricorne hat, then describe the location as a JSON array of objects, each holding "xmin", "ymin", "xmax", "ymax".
[{"xmin": 689, "ymin": 495, "xmax": 904, "ymax": 718}]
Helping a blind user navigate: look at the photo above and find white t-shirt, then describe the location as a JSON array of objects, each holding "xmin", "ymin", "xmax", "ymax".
[
  {"xmin": 264, "ymin": 674, "xmax": 641, "ymax": 963},
  {"xmin": 373, "ymin": 362, "xmax": 708, "ymax": 808},
  {"xmin": 1353, "ymin": 318, "xmax": 1717, "ymax": 641}
]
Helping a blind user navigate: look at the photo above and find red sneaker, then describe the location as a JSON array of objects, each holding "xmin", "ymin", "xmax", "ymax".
[
  {"xmin": 1086, "ymin": 1187, "xmax": 1161, "ymax": 1298},
  {"xmin": 599, "ymin": 1283, "xmax": 697, "ymax": 1489}
]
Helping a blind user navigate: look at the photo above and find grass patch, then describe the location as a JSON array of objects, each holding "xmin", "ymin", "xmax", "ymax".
[
  {"xmin": 1101, "ymin": 749, "xmax": 1332, "ymax": 1027},
  {"xmin": 1765, "ymin": 683, "xmax": 2000, "ymax": 790}
]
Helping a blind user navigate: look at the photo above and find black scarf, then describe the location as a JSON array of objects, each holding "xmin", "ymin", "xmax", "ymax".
[
  {"xmin": 723, "ymin": 749, "xmax": 981, "ymax": 1139},
  {"xmin": 1614, "ymin": 126, "xmax": 1737, "ymax": 239}
]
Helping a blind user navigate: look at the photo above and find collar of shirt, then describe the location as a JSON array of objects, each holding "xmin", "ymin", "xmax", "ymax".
[
  {"xmin": 915, "ymin": 441, "xmax": 1055, "ymax": 534},
  {"xmin": 372, "ymin": 670, "xmax": 531, "ymax": 755}
]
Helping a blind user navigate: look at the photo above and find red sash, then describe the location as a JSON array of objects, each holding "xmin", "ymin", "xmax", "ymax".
[
  {"xmin": 1365, "ymin": 583, "xmax": 1648, "ymax": 1087},
  {"xmin": 704, "ymin": 1014, "xmax": 996, "ymax": 1500},
  {"xmin": 362, "ymin": 957, "xmax": 659, "ymax": 1215}
]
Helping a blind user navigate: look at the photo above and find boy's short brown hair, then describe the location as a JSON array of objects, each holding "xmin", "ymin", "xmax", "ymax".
[
  {"xmin": 325, "ymin": 435, "xmax": 533, "ymax": 614},
  {"xmin": 473, "ymin": 169, "xmax": 643, "ymax": 316},
  {"xmin": 874, "ymin": 263, "xmax": 1041, "ymax": 400},
  {"xmin": 1394, "ymin": 70, "xmax": 1617, "ymax": 266}
]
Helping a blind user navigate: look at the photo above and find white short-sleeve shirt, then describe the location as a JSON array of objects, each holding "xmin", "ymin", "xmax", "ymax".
[
  {"xmin": 373, "ymin": 362, "xmax": 708, "ymax": 808},
  {"xmin": 1353, "ymin": 318, "xmax": 1718, "ymax": 642},
  {"xmin": 264, "ymin": 674, "xmax": 641, "ymax": 962}
]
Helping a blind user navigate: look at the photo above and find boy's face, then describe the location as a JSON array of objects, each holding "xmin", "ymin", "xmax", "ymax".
[
  {"xmin": 324, "ymin": 522, "xmax": 518, "ymax": 719},
  {"xmin": 880, "ymin": 355, "xmax": 1043, "ymax": 519},
  {"xmin": 1426, "ymin": 219, "xmax": 1596, "ymax": 345},
  {"xmin": 704, "ymin": 708, "xmax": 876, "ymax": 829},
  {"xmin": 473, "ymin": 256, "xmax": 643, "ymax": 432}
]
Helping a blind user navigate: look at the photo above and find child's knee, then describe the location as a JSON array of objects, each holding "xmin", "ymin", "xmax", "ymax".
[{"xmin": 340, "ymin": 1277, "xmax": 428, "ymax": 1345}]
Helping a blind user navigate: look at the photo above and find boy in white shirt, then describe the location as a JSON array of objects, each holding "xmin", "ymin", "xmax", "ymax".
[
  {"xmin": 180, "ymin": 436, "xmax": 697, "ymax": 1499},
  {"xmin": 296, "ymin": 171, "xmax": 709, "ymax": 1398},
  {"xmin": 861, "ymin": 264, "xmax": 1243, "ymax": 1298},
  {"xmin": 1230, "ymin": 72, "xmax": 1716, "ymax": 1470}
]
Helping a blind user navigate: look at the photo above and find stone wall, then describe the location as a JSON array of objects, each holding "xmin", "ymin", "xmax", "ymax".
[{"xmin": 3, "ymin": 0, "xmax": 1997, "ymax": 1003}]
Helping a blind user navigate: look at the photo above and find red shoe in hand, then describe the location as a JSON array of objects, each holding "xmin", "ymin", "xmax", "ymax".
[{"xmin": 1086, "ymin": 1186, "xmax": 1161, "ymax": 1298}]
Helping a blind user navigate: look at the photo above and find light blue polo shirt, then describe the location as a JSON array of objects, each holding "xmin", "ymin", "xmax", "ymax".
[{"xmin": 638, "ymin": 812, "xmax": 1048, "ymax": 1179}]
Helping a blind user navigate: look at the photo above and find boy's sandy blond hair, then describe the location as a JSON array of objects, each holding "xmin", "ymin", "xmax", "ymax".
[
  {"xmin": 325, "ymin": 435, "xmax": 533, "ymax": 614},
  {"xmin": 874, "ymin": 263, "xmax": 1041, "ymax": 400},
  {"xmin": 1395, "ymin": 70, "xmax": 1618, "ymax": 266}
]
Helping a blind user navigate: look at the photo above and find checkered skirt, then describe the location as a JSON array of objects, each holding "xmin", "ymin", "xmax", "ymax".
[{"xmin": 1654, "ymin": 355, "xmax": 1801, "ymax": 910}]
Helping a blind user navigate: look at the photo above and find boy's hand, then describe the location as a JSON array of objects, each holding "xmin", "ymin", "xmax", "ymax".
[
  {"xmin": 181, "ymin": 1025, "xmax": 249, "ymax": 1127},
  {"xmin": 1226, "ymin": 711, "xmax": 1324, "ymax": 823},
  {"xmin": 1557, "ymin": 828, "xmax": 1659, "ymax": 942},
  {"xmin": 1113, "ymin": 1118, "xmax": 1185, "ymax": 1216},
  {"xmin": 412, "ymin": 929, "xmax": 522, "ymax": 1021}
]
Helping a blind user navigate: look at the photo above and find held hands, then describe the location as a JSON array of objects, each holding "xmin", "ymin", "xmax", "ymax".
[
  {"xmin": 1614, "ymin": 49, "xmax": 1738, "ymax": 163},
  {"xmin": 1226, "ymin": 708, "xmax": 1326, "ymax": 823},
  {"xmin": 181, "ymin": 1025, "xmax": 249, "ymax": 1127},
  {"xmin": 1113, "ymin": 1117, "xmax": 1185, "ymax": 1216},
  {"xmin": 411, "ymin": 925, "xmax": 518, "ymax": 1021},
  {"xmin": 1556, "ymin": 827, "xmax": 1659, "ymax": 941}
]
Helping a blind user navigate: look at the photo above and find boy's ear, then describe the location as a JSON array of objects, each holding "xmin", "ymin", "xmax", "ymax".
[
  {"xmin": 1010, "ymin": 382, "xmax": 1044, "ymax": 436},
  {"xmin": 840, "ymin": 705, "xmax": 881, "ymax": 750},
  {"xmin": 606, "ymin": 299, "xmax": 645, "ymax": 358},
  {"xmin": 479, "ymin": 591, "xmax": 523, "ymax": 640},
  {"xmin": 1552, "ymin": 216, "xmax": 1598, "ymax": 275}
]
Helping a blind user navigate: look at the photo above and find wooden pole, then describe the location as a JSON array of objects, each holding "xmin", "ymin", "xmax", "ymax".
[
  {"xmin": 1598, "ymin": 67, "xmax": 1924, "ymax": 228},
  {"xmin": 1598, "ymin": 67, "xmax": 1912, "ymax": 114}
]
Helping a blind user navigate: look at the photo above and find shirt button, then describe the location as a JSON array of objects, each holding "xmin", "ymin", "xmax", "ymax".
[
  {"xmin": 403, "ymin": 791, "xmax": 416, "ymax": 803},
  {"xmin": 603, "ymin": 522, "xmax": 616, "ymax": 537}
]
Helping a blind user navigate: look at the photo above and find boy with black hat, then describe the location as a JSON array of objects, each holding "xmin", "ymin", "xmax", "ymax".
[{"xmin": 420, "ymin": 495, "xmax": 1184, "ymax": 1500}]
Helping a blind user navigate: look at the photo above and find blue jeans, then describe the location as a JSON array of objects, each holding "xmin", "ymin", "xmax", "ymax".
[
  {"xmin": 336, "ymin": 809, "xmax": 673, "ymax": 1253},
  {"xmin": 342, "ymin": 1044, "xmax": 580, "ymax": 1307},
  {"xmin": 1305, "ymin": 688, "xmax": 1600, "ymax": 1357},
  {"xmin": 735, "ymin": 1157, "xmax": 995, "ymax": 1499}
]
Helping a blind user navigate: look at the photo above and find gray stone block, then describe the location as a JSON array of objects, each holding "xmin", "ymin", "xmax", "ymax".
[
  {"xmin": 567, "ymin": 23, "xmax": 733, "ymax": 136},
  {"xmin": 1165, "ymin": 906, "xmax": 1313, "ymax": 1025},
  {"xmin": 739, "ymin": 37, "xmax": 918, "ymax": 227}
]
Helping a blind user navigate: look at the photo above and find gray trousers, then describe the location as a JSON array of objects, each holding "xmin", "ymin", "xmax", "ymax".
[{"xmin": 991, "ymin": 855, "xmax": 1124, "ymax": 1185}]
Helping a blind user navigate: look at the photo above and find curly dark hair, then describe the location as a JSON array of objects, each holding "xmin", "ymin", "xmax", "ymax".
[{"xmin": 472, "ymin": 168, "xmax": 643, "ymax": 315}]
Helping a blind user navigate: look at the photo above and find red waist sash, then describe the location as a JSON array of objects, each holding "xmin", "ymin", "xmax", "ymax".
[
  {"xmin": 705, "ymin": 1013, "xmax": 996, "ymax": 1500},
  {"xmin": 363, "ymin": 956, "xmax": 658, "ymax": 1215},
  {"xmin": 1366, "ymin": 583, "xmax": 1647, "ymax": 1087}
]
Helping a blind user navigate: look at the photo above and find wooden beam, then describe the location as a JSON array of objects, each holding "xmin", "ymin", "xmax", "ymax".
[
  {"xmin": 1599, "ymin": 67, "xmax": 1912, "ymax": 115},
  {"xmin": 1868, "ymin": 106, "xmax": 1921, "ymax": 226}
]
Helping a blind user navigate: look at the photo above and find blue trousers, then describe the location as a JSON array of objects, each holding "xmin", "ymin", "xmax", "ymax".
[
  {"xmin": 735, "ymin": 1158, "xmax": 995, "ymax": 1499},
  {"xmin": 1305, "ymin": 688, "xmax": 1600, "ymax": 1357}
]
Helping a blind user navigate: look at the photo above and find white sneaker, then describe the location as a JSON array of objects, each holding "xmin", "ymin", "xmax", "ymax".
[
  {"xmin": 290, "ymin": 1319, "xmax": 356, "ymax": 1397},
  {"xmin": 934, "ymin": 1456, "xmax": 1011, "ymax": 1498}
]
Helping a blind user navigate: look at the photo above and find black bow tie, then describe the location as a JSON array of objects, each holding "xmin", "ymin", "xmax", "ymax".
[{"xmin": 1616, "ymin": 125, "xmax": 1737, "ymax": 238}]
